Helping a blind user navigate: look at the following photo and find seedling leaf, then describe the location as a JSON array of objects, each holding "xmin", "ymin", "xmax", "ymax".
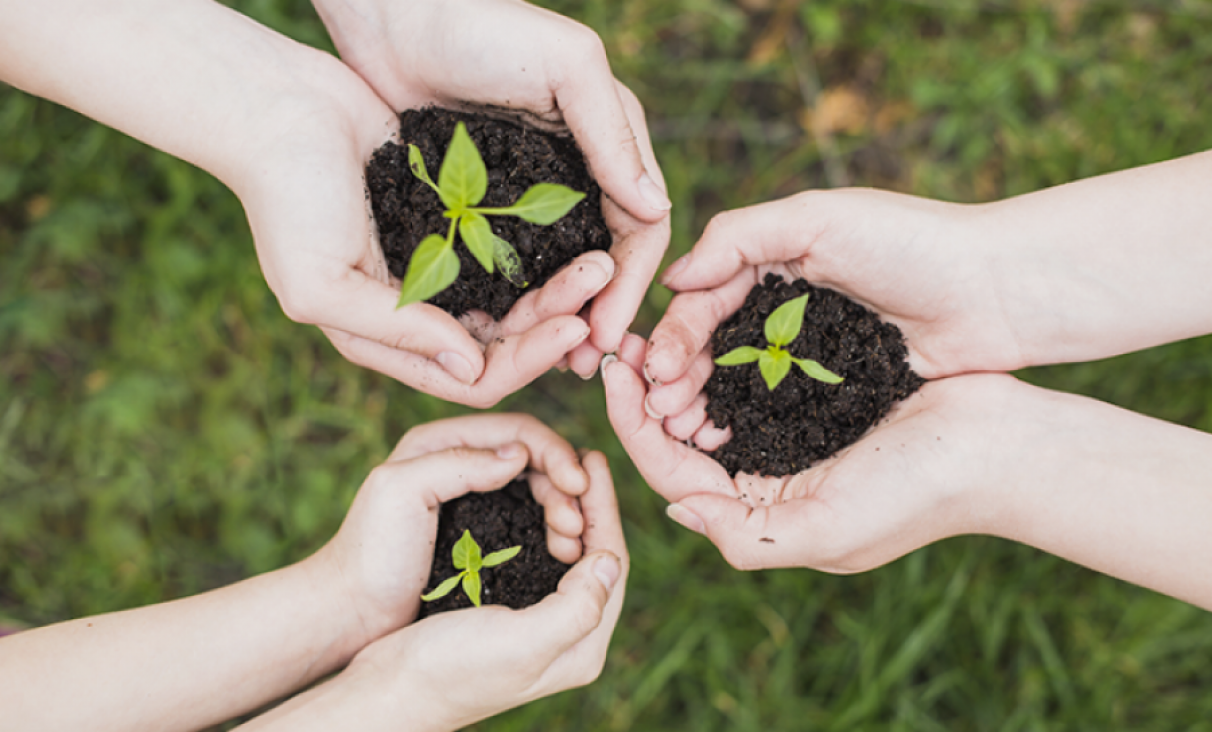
[
  {"xmin": 759, "ymin": 349, "xmax": 792, "ymax": 391},
  {"xmin": 459, "ymin": 213, "xmax": 495, "ymax": 274},
  {"xmin": 438, "ymin": 122, "xmax": 487, "ymax": 210},
  {"xmin": 462, "ymin": 571, "xmax": 483, "ymax": 607},
  {"xmin": 765, "ymin": 294, "xmax": 810, "ymax": 347},
  {"xmin": 714, "ymin": 346, "xmax": 764, "ymax": 365},
  {"xmin": 407, "ymin": 144, "xmax": 440, "ymax": 195},
  {"xmin": 421, "ymin": 573, "xmax": 463, "ymax": 602},
  {"xmin": 397, "ymin": 234, "xmax": 460, "ymax": 308},
  {"xmin": 492, "ymin": 235, "xmax": 527, "ymax": 288},
  {"xmin": 483, "ymin": 545, "xmax": 522, "ymax": 567},
  {"xmin": 485, "ymin": 183, "xmax": 586, "ymax": 225},
  {"xmin": 795, "ymin": 357, "xmax": 844, "ymax": 384},
  {"xmin": 452, "ymin": 529, "xmax": 481, "ymax": 571}
]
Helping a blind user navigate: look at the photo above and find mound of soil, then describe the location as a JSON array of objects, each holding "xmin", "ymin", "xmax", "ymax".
[
  {"xmin": 704, "ymin": 274, "xmax": 925, "ymax": 477},
  {"xmin": 418, "ymin": 477, "xmax": 570, "ymax": 618},
  {"xmin": 366, "ymin": 107, "xmax": 610, "ymax": 320}
]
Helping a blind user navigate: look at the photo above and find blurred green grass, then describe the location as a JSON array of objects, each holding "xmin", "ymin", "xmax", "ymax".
[{"xmin": 3, "ymin": 0, "xmax": 1212, "ymax": 729}]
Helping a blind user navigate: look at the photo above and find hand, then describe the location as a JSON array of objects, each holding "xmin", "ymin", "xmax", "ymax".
[
  {"xmin": 306, "ymin": 413, "xmax": 597, "ymax": 651},
  {"xmin": 239, "ymin": 450, "xmax": 628, "ymax": 732},
  {"xmin": 641, "ymin": 189, "xmax": 1023, "ymax": 419},
  {"xmin": 604, "ymin": 333, "xmax": 1013, "ymax": 572},
  {"xmin": 311, "ymin": 0, "xmax": 672, "ymax": 369}
]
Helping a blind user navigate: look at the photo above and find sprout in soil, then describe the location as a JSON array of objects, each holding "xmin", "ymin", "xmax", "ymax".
[
  {"xmin": 714, "ymin": 292, "xmax": 844, "ymax": 391},
  {"xmin": 396, "ymin": 121, "xmax": 586, "ymax": 308},
  {"xmin": 421, "ymin": 529, "xmax": 522, "ymax": 608}
]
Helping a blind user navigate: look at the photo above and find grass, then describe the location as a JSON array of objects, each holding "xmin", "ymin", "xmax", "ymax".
[{"xmin": 4, "ymin": 0, "xmax": 1212, "ymax": 729}]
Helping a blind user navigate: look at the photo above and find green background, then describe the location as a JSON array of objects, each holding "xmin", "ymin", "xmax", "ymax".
[{"xmin": 3, "ymin": 0, "xmax": 1212, "ymax": 728}]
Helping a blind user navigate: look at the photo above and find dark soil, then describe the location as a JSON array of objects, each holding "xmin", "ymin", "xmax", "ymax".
[
  {"xmin": 366, "ymin": 107, "xmax": 610, "ymax": 320},
  {"xmin": 704, "ymin": 274, "xmax": 925, "ymax": 477},
  {"xmin": 418, "ymin": 477, "xmax": 570, "ymax": 618}
]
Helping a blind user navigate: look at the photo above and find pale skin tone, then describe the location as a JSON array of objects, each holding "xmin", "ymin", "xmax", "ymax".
[
  {"xmin": 0, "ymin": 414, "xmax": 629, "ymax": 731},
  {"xmin": 605, "ymin": 150, "xmax": 1212, "ymax": 611},
  {"xmin": 0, "ymin": 0, "xmax": 669, "ymax": 408}
]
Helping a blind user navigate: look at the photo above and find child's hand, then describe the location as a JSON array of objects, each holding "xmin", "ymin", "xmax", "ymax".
[
  {"xmin": 306, "ymin": 414, "xmax": 596, "ymax": 652},
  {"xmin": 604, "ymin": 333, "xmax": 1012, "ymax": 574},
  {"xmin": 310, "ymin": 0, "xmax": 672, "ymax": 372},
  {"xmin": 239, "ymin": 450, "xmax": 627, "ymax": 732},
  {"xmin": 642, "ymin": 189, "xmax": 1021, "ymax": 420}
]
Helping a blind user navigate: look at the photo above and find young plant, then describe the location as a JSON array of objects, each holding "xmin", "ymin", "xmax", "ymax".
[
  {"xmin": 421, "ymin": 529, "xmax": 521, "ymax": 608},
  {"xmin": 397, "ymin": 121, "xmax": 586, "ymax": 308},
  {"xmin": 714, "ymin": 293, "xmax": 844, "ymax": 391}
]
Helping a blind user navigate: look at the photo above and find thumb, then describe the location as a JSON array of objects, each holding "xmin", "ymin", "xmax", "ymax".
[
  {"xmin": 558, "ymin": 80, "xmax": 670, "ymax": 223},
  {"xmin": 660, "ymin": 195, "xmax": 823, "ymax": 292},
  {"xmin": 520, "ymin": 550, "xmax": 621, "ymax": 661},
  {"xmin": 670, "ymin": 494, "xmax": 801, "ymax": 572},
  {"xmin": 304, "ymin": 268, "xmax": 487, "ymax": 385}
]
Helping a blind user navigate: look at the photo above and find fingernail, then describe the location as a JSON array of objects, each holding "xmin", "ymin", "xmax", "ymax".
[
  {"xmin": 660, "ymin": 254, "xmax": 690, "ymax": 286},
  {"xmin": 436, "ymin": 351, "xmax": 475, "ymax": 385},
  {"xmin": 496, "ymin": 442, "xmax": 523, "ymax": 460},
  {"xmin": 592, "ymin": 554, "xmax": 621, "ymax": 591},
  {"xmin": 598, "ymin": 353, "xmax": 619, "ymax": 379},
  {"xmin": 590, "ymin": 258, "xmax": 616, "ymax": 289},
  {"xmin": 642, "ymin": 361, "xmax": 663, "ymax": 387},
  {"xmin": 644, "ymin": 394, "xmax": 665, "ymax": 422},
  {"xmin": 638, "ymin": 172, "xmax": 672, "ymax": 212},
  {"xmin": 666, "ymin": 503, "xmax": 706, "ymax": 535}
]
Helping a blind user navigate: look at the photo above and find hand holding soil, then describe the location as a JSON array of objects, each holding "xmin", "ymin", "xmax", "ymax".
[
  {"xmin": 644, "ymin": 188, "xmax": 1035, "ymax": 406},
  {"xmin": 246, "ymin": 437, "xmax": 628, "ymax": 732},
  {"xmin": 310, "ymin": 413, "xmax": 600, "ymax": 649},
  {"xmin": 608, "ymin": 338, "xmax": 999, "ymax": 572},
  {"xmin": 314, "ymin": 0, "xmax": 672, "ymax": 379}
]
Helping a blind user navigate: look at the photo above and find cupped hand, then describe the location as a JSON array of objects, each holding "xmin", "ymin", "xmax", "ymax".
[
  {"xmin": 643, "ymin": 189, "xmax": 1025, "ymax": 419},
  {"xmin": 337, "ymin": 450, "xmax": 628, "ymax": 732},
  {"xmin": 312, "ymin": 0, "xmax": 672, "ymax": 364},
  {"xmin": 307, "ymin": 413, "xmax": 599, "ymax": 651},
  {"xmin": 605, "ymin": 333, "xmax": 1018, "ymax": 573}
]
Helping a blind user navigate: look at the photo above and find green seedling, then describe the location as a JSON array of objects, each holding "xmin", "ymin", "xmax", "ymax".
[
  {"xmin": 421, "ymin": 529, "xmax": 522, "ymax": 608},
  {"xmin": 714, "ymin": 293, "xmax": 844, "ymax": 391},
  {"xmin": 397, "ymin": 121, "xmax": 586, "ymax": 308}
]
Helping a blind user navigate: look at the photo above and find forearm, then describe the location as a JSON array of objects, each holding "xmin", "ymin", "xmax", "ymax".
[
  {"xmin": 0, "ymin": 556, "xmax": 366, "ymax": 732},
  {"xmin": 975, "ymin": 149, "xmax": 1212, "ymax": 366},
  {"xmin": 0, "ymin": 0, "xmax": 344, "ymax": 193},
  {"xmin": 233, "ymin": 653, "xmax": 453, "ymax": 732},
  {"xmin": 976, "ymin": 379, "xmax": 1212, "ymax": 609}
]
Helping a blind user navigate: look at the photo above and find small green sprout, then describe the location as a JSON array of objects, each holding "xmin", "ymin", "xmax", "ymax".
[
  {"xmin": 397, "ymin": 121, "xmax": 586, "ymax": 308},
  {"xmin": 714, "ymin": 293, "xmax": 844, "ymax": 391},
  {"xmin": 421, "ymin": 529, "xmax": 522, "ymax": 608}
]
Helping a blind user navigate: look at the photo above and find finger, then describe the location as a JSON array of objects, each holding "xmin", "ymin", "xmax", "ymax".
[
  {"xmin": 644, "ymin": 270, "xmax": 755, "ymax": 386},
  {"xmin": 645, "ymin": 347, "xmax": 714, "ymax": 420},
  {"xmin": 451, "ymin": 315, "xmax": 592, "ymax": 409},
  {"xmin": 529, "ymin": 473, "xmax": 584, "ymax": 540},
  {"xmin": 498, "ymin": 251, "xmax": 615, "ymax": 337},
  {"xmin": 616, "ymin": 331, "xmax": 647, "ymax": 372},
  {"xmin": 518, "ymin": 549, "xmax": 621, "ymax": 671},
  {"xmin": 566, "ymin": 338, "xmax": 605, "ymax": 380},
  {"xmin": 669, "ymin": 494, "xmax": 804, "ymax": 571},
  {"xmin": 577, "ymin": 452, "xmax": 627, "ymax": 562},
  {"xmin": 389, "ymin": 414, "xmax": 589, "ymax": 496},
  {"xmin": 663, "ymin": 393, "xmax": 709, "ymax": 442},
  {"xmin": 321, "ymin": 326, "xmax": 490, "ymax": 402},
  {"xmin": 366, "ymin": 445, "xmax": 531, "ymax": 511},
  {"xmin": 586, "ymin": 197, "xmax": 671, "ymax": 355},
  {"xmin": 582, "ymin": 85, "xmax": 673, "ymax": 355},
  {"xmin": 552, "ymin": 60, "xmax": 670, "ymax": 222},
  {"xmin": 290, "ymin": 266, "xmax": 487, "ymax": 386},
  {"xmin": 693, "ymin": 421, "xmax": 731, "ymax": 452},
  {"xmin": 601, "ymin": 356, "xmax": 735, "ymax": 502},
  {"xmin": 659, "ymin": 195, "xmax": 823, "ymax": 292}
]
